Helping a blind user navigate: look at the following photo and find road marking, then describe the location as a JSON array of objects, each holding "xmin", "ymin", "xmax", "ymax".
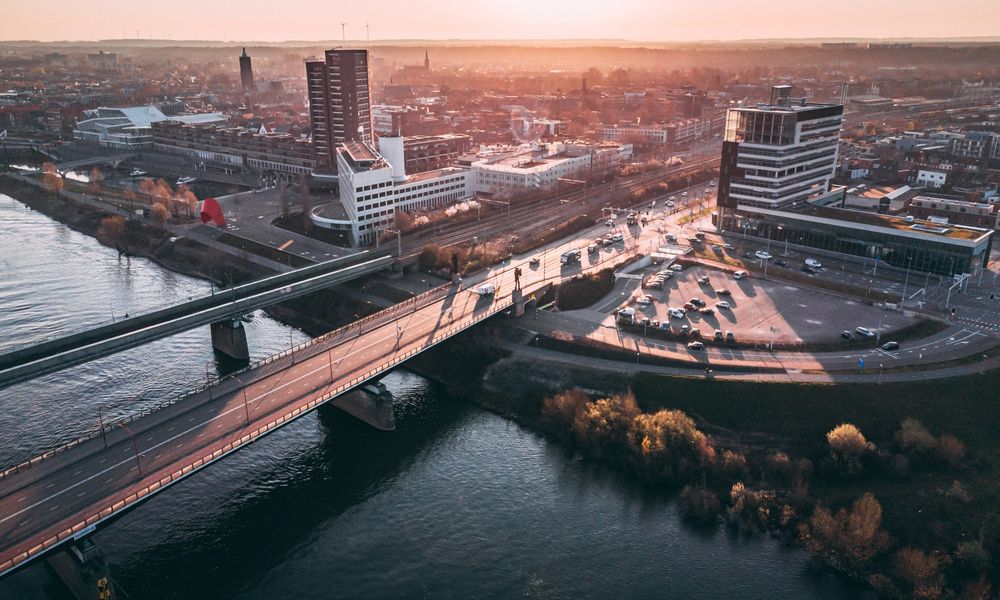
[
  {"xmin": 77, "ymin": 491, "xmax": 86, "ymax": 498},
  {"xmin": 17, "ymin": 497, "xmax": 26, "ymax": 503},
  {"xmin": 73, "ymin": 470, "xmax": 82, "ymax": 476}
]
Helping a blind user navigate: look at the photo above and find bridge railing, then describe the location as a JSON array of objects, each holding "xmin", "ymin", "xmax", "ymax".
[{"xmin": 0, "ymin": 290, "xmax": 518, "ymax": 579}]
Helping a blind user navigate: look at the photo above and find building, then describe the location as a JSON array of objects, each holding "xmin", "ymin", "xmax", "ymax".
[
  {"xmin": 908, "ymin": 195, "xmax": 998, "ymax": 229},
  {"xmin": 402, "ymin": 134, "xmax": 470, "ymax": 174},
  {"xmin": 87, "ymin": 51, "xmax": 119, "ymax": 71},
  {"xmin": 715, "ymin": 86, "xmax": 993, "ymax": 275},
  {"xmin": 317, "ymin": 136, "xmax": 471, "ymax": 245},
  {"xmin": 73, "ymin": 106, "xmax": 226, "ymax": 150},
  {"xmin": 950, "ymin": 132, "xmax": 992, "ymax": 160},
  {"xmin": 465, "ymin": 143, "xmax": 596, "ymax": 195},
  {"xmin": 717, "ymin": 84, "xmax": 843, "ymax": 218},
  {"xmin": 596, "ymin": 123, "xmax": 669, "ymax": 144},
  {"xmin": 150, "ymin": 121, "xmax": 315, "ymax": 175},
  {"xmin": 239, "ymin": 48, "xmax": 254, "ymax": 93},
  {"xmin": 915, "ymin": 169, "xmax": 948, "ymax": 189},
  {"xmin": 306, "ymin": 49, "xmax": 373, "ymax": 170}
]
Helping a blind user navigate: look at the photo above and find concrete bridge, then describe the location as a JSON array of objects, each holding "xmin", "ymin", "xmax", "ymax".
[
  {"xmin": 54, "ymin": 153, "xmax": 136, "ymax": 174},
  {"xmin": 0, "ymin": 253, "xmax": 393, "ymax": 389}
]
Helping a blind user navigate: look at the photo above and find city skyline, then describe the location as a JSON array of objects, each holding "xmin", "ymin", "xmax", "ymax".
[{"xmin": 4, "ymin": 0, "xmax": 1000, "ymax": 43}]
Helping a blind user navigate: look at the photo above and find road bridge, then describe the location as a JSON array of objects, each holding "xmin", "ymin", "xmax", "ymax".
[
  {"xmin": 53, "ymin": 153, "xmax": 136, "ymax": 173},
  {"xmin": 0, "ymin": 253, "xmax": 392, "ymax": 388},
  {"xmin": 0, "ymin": 234, "xmax": 639, "ymax": 579}
]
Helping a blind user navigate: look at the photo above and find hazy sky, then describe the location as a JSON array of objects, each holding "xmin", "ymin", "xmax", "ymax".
[{"xmin": 4, "ymin": 0, "xmax": 999, "ymax": 42}]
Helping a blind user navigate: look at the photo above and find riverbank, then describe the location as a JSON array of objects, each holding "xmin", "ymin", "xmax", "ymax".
[
  {"xmin": 415, "ymin": 325, "xmax": 998, "ymax": 599},
  {"xmin": 0, "ymin": 176, "xmax": 381, "ymax": 338}
]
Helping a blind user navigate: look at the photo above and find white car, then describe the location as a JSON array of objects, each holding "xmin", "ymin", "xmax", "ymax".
[
  {"xmin": 755, "ymin": 250, "xmax": 772, "ymax": 260},
  {"xmin": 855, "ymin": 326, "xmax": 875, "ymax": 338},
  {"xmin": 716, "ymin": 301, "xmax": 732, "ymax": 310},
  {"xmin": 666, "ymin": 201, "xmax": 675, "ymax": 208},
  {"xmin": 805, "ymin": 258, "xmax": 823, "ymax": 268},
  {"xmin": 612, "ymin": 233, "xmax": 624, "ymax": 242},
  {"xmin": 636, "ymin": 295, "xmax": 653, "ymax": 306},
  {"xmin": 668, "ymin": 308, "xmax": 686, "ymax": 319},
  {"xmin": 475, "ymin": 283, "xmax": 496, "ymax": 297},
  {"xmin": 733, "ymin": 270, "xmax": 748, "ymax": 280},
  {"xmin": 670, "ymin": 264, "xmax": 684, "ymax": 272},
  {"xmin": 618, "ymin": 307, "xmax": 636, "ymax": 318}
]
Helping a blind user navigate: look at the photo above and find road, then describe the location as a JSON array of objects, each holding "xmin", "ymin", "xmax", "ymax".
[{"xmin": 0, "ymin": 216, "xmax": 641, "ymax": 577}]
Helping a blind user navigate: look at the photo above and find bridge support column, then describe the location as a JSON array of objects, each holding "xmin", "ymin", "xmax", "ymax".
[
  {"xmin": 210, "ymin": 319, "xmax": 250, "ymax": 361},
  {"xmin": 512, "ymin": 288, "xmax": 525, "ymax": 317},
  {"xmin": 46, "ymin": 538, "xmax": 117, "ymax": 600},
  {"xmin": 326, "ymin": 381, "xmax": 395, "ymax": 430}
]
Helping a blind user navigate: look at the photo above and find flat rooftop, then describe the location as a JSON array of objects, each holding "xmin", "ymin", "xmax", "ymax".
[
  {"xmin": 342, "ymin": 141, "xmax": 377, "ymax": 163},
  {"xmin": 806, "ymin": 206, "xmax": 990, "ymax": 242}
]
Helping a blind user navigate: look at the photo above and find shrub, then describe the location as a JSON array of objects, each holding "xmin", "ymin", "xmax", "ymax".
[
  {"xmin": 936, "ymin": 434, "xmax": 966, "ymax": 466},
  {"xmin": 718, "ymin": 449, "xmax": 748, "ymax": 480},
  {"xmin": 572, "ymin": 393, "xmax": 639, "ymax": 458},
  {"xmin": 541, "ymin": 388, "xmax": 588, "ymax": 427},
  {"xmin": 627, "ymin": 407, "xmax": 715, "ymax": 482},
  {"xmin": 954, "ymin": 540, "xmax": 989, "ymax": 573},
  {"xmin": 727, "ymin": 482, "xmax": 776, "ymax": 533},
  {"xmin": 418, "ymin": 244, "xmax": 443, "ymax": 270},
  {"xmin": 800, "ymin": 492, "xmax": 890, "ymax": 572},
  {"xmin": 765, "ymin": 451, "xmax": 793, "ymax": 482},
  {"xmin": 893, "ymin": 547, "xmax": 944, "ymax": 597},
  {"xmin": 826, "ymin": 423, "xmax": 875, "ymax": 474},
  {"xmin": 679, "ymin": 485, "xmax": 721, "ymax": 524},
  {"xmin": 897, "ymin": 418, "xmax": 937, "ymax": 454}
]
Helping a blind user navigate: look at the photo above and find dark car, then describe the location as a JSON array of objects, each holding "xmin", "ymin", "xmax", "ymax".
[
  {"xmin": 841, "ymin": 330, "xmax": 854, "ymax": 341},
  {"xmin": 775, "ymin": 259, "xmax": 789, "ymax": 267},
  {"xmin": 714, "ymin": 288, "xmax": 731, "ymax": 296},
  {"xmin": 698, "ymin": 307, "xmax": 715, "ymax": 316},
  {"xmin": 689, "ymin": 298, "xmax": 706, "ymax": 307},
  {"xmin": 882, "ymin": 341, "xmax": 900, "ymax": 351},
  {"xmin": 801, "ymin": 266, "xmax": 817, "ymax": 274},
  {"xmin": 742, "ymin": 251, "xmax": 755, "ymax": 259}
]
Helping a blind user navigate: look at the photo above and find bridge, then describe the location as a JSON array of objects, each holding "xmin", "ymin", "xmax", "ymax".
[
  {"xmin": 54, "ymin": 153, "xmax": 136, "ymax": 174},
  {"xmin": 0, "ymin": 253, "xmax": 393, "ymax": 388},
  {"xmin": 0, "ymin": 235, "xmax": 637, "ymax": 579}
]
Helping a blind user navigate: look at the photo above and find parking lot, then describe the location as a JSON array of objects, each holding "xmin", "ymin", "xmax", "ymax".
[{"xmin": 619, "ymin": 263, "xmax": 918, "ymax": 345}]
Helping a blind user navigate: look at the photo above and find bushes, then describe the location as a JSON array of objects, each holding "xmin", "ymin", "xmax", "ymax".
[
  {"xmin": 680, "ymin": 485, "xmax": 721, "ymax": 524},
  {"xmin": 892, "ymin": 547, "xmax": 945, "ymax": 599},
  {"xmin": 800, "ymin": 492, "xmax": 890, "ymax": 574},
  {"xmin": 555, "ymin": 269, "xmax": 614, "ymax": 311},
  {"xmin": 895, "ymin": 418, "xmax": 967, "ymax": 468},
  {"xmin": 727, "ymin": 482, "xmax": 776, "ymax": 534},
  {"xmin": 826, "ymin": 423, "xmax": 875, "ymax": 474}
]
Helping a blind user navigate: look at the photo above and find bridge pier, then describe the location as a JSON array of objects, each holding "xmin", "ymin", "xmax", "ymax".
[
  {"xmin": 46, "ymin": 538, "xmax": 117, "ymax": 600},
  {"xmin": 210, "ymin": 318, "xmax": 250, "ymax": 361},
  {"xmin": 325, "ymin": 381, "xmax": 395, "ymax": 430}
]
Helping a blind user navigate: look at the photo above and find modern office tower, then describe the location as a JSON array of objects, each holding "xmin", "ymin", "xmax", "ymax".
[
  {"xmin": 239, "ymin": 47, "xmax": 254, "ymax": 93},
  {"xmin": 717, "ymin": 85, "xmax": 844, "ymax": 223},
  {"xmin": 306, "ymin": 49, "xmax": 373, "ymax": 170}
]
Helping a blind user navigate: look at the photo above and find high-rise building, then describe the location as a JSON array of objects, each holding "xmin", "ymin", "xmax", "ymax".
[
  {"xmin": 239, "ymin": 47, "xmax": 254, "ymax": 93},
  {"xmin": 306, "ymin": 49, "xmax": 373, "ymax": 171},
  {"xmin": 716, "ymin": 85, "xmax": 843, "ymax": 225}
]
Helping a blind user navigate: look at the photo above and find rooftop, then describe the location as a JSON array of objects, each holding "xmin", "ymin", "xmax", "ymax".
[{"xmin": 805, "ymin": 205, "xmax": 990, "ymax": 241}]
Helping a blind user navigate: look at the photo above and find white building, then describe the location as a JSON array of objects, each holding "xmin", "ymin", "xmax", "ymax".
[
  {"xmin": 73, "ymin": 106, "xmax": 226, "ymax": 150},
  {"xmin": 916, "ymin": 169, "xmax": 948, "ymax": 189},
  {"xmin": 717, "ymin": 85, "xmax": 843, "ymax": 213}
]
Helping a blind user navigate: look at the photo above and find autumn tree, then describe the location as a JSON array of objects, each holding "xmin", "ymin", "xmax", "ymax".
[
  {"xmin": 149, "ymin": 203, "xmax": 170, "ymax": 227},
  {"xmin": 826, "ymin": 423, "xmax": 875, "ymax": 474},
  {"xmin": 97, "ymin": 215, "xmax": 126, "ymax": 252},
  {"xmin": 40, "ymin": 162, "xmax": 64, "ymax": 196},
  {"xmin": 88, "ymin": 167, "xmax": 104, "ymax": 194},
  {"xmin": 800, "ymin": 492, "xmax": 890, "ymax": 572}
]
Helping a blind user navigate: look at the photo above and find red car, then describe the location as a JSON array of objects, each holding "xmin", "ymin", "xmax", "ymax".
[{"xmin": 683, "ymin": 302, "xmax": 696, "ymax": 311}]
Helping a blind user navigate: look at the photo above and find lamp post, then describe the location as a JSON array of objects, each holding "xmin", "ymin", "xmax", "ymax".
[
  {"xmin": 98, "ymin": 405, "xmax": 109, "ymax": 448},
  {"xmin": 120, "ymin": 423, "xmax": 143, "ymax": 478},
  {"xmin": 235, "ymin": 376, "xmax": 251, "ymax": 425}
]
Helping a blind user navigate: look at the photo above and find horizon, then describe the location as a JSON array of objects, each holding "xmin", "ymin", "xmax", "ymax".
[{"xmin": 3, "ymin": 0, "xmax": 999, "ymax": 44}]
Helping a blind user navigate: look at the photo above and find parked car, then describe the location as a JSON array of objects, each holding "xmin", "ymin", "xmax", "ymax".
[
  {"xmin": 687, "ymin": 341, "xmax": 705, "ymax": 351},
  {"xmin": 658, "ymin": 321, "xmax": 670, "ymax": 331},
  {"xmin": 723, "ymin": 243, "xmax": 735, "ymax": 251},
  {"xmin": 666, "ymin": 234, "xmax": 677, "ymax": 243},
  {"xmin": 611, "ymin": 232, "xmax": 624, "ymax": 242},
  {"xmin": 689, "ymin": 328, "xmax": 702, "ymax": 338},
  {"xmin": 638, "ymin": 317, "xmax": 651, "ymax": 327},
  {"xmin": 716, "ymin": 301, "xmax": 732, "ymax": 310},
  {"xmin": 697, "ymin": 276, "xmax": 710, "ymax": 284},
  {"xmin": 805, "ymin": 258, "xmax": 823, "ymax": 268},
  {"xmin": 602, "ymin": 236, "xmax": 614, "ymax": 246},
  {"xmin": 689, "ymin": 298, "xmax": 706, "ymax": 307},
  {"xmin": 882, "ymin": 341, "xmax": 900, "ymax": 351},
  {"xmin": 725, "ymin": 330, "xmax": 735, "ymax": 342},
  {"xmin": 755, "ymin": 250, "xmax": 772, "ymax": 260},
  {"xmin": 733, "ymin": 270, "xmax": 748, "ymax": 280},
  {"xmin": 683, "ymin": 302, "xmax": 696, "ymax": 311},
  {"xmin": 715, "ymin": 288, "xmax": 731, "ymax": 296},
  {"xmin": 646, "ymin": 279, "xmax": 663, "ymax": 290},
  {"xmin": 855, "ymin": 326, "xmax": 875, "ymax": 338},
  {"xmin": 670, "ymin": 264, "xmax": 684, "ymax": 272},
  {"xmin": 714, "ymin": 329, "xmax": 724, "ymax": 341},
  {"xmin": 587, "ymin": 243, "xmax": 599, "ymax": 254},
  {"xmin": 774, "ymin": 259, "xmax": 789, "ymax": 267},
  {"xmin": 668, "ymin": 308, "xmax": 686, "ymax": 319},
  {"xmin": 606, "ymin": 219, "xmax": 614, "ymax": 227},
  {"xmin": 636, "ymin": 295, "xmax": 653, "ymax": 306},
  {"xmin": 711, "ymin": 244, "xmax": 722, "ymax": 253},
  {"xmin": 680, "ymin": 324, "xmax": 690, "ymax": 335},
  {"xmin": 699, "ymin": 307, "xmax": 715, "ymax": 316},
  {"xmin": 841, "ymin": 330, "xmax": 855, "ymax": 340}
]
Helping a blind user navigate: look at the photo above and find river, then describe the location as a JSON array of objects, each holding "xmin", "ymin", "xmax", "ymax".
[{"xmin": 0, "ymin": 192, "xmax": 858, "ymax": 599}]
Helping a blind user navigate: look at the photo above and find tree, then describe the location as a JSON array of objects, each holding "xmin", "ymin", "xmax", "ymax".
[
  {"xmin": 40, "ymin": 162, "xmax": 64, "ymax": 197},
  {"xmin": 800, "ymin": 492, "xmax": 890, "ymax": 572},
  {"xmin": 97, "ymin": 215, "xmax": 126, "ymax": 252},
  {"xmin": 149, "ymin": 203, "xmax": 170, "ymax": 227},
  {"xmin": 88, "ymin": 167, "xmax": 104, "ymax": 194},
  {"xmin": 827, "ymin": 423, "xmax": 874, "ymax": 474}
]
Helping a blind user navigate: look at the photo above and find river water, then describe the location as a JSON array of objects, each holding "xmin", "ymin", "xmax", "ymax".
[{"xmin": 0, "ymin": 192, "xmax": 857, "ymax": 599}]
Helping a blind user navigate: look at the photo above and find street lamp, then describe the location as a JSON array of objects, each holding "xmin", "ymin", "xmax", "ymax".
[{"xmin": 900, "ymin": 256, "xmax": 912, "ymax": 307}]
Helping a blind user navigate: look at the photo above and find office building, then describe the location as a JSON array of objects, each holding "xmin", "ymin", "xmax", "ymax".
[
  {"xmin": 714, "ymin": 86, "xmax": 992, "ymax": 275},
  {"xmin": 73, "ymin": 105, "xmax": 226, "ymax": 150},
  {"xmin": 306, "ymin": 49, "xmax": 373, "ymax": 170},
  {"xmin": 151, "ymin": 121, "xmax": 315, "ymax": 175},
  {"xmin": 239, "ymin": 48, "xmax": 254, "ymax": 93}
]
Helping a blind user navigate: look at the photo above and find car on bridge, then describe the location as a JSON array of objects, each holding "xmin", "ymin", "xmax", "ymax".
[
  {"xmin": 755, "ymin": 250, "xmax": 772, "ymax": 260},
  {"xmin": 687, "ymin": 341, "xmax": 705, "ymax": 351},
  {"xmin": 805, "ymin": 258, "xmax": 823, "ymax": 269},
  {"xmin": 528, "ymin": 257, "xmax": 540, "ymax": 268},
  {"xmin": 475, "ymin": 283, "xmax": 496, "ymax": 297}
]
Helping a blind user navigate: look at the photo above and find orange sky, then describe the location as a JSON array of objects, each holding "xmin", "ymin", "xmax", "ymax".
[{"xmin": 3, "ymin": 0, "xmax": 999, "ymax": 42}]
